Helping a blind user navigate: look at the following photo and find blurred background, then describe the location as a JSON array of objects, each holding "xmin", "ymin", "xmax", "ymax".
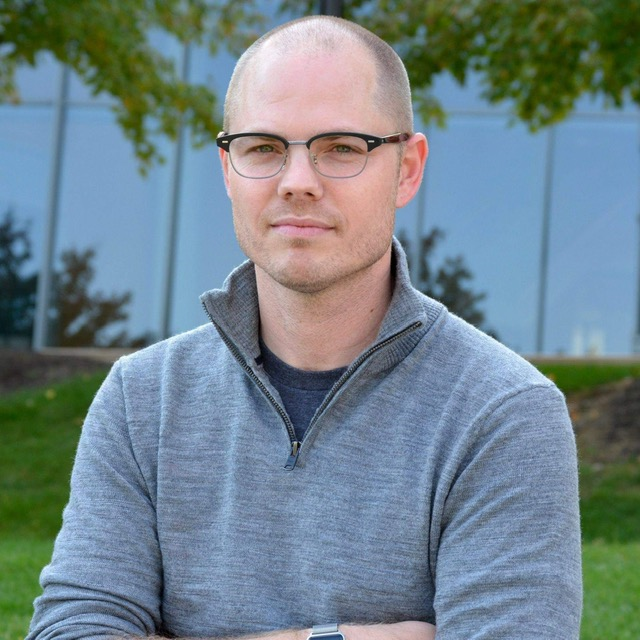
[
  {"xmin": 2, "ymin": 5, "xmax": 640, "ymax": 639},
  {"xmin": 2, "ymin": 0, "xmax": 639, "ymax": 357}
]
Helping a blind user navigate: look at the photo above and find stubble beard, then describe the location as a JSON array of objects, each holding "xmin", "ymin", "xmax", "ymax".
[
  {"xmin": 232, "ymin": 177, "xmax": 399, "ymax": 296},
  {"xmin": 235, "ymin": 218, "xmax": 395, "ymax": 298}
]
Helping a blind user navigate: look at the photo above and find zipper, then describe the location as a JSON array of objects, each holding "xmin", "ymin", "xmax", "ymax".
[
  {"xmin": 202, "ymin": 303, "xmax": 302, "ymax": 468},
  {"xmin": 203, "ymin": 301, "xmax": 422, "ymax": 470},
  {"xmin": 285, "ymin": 440, "xmax": 301, "ymax": 470},
  {"xmin": 306, "ymin": 320, "xmax": 424, "ymax": 435}
]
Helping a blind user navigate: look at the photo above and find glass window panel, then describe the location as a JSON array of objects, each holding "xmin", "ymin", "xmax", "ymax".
[
  {"xmin": 572, "ymin": 91, "xmax": 639, "ymax": 116},
  {"xmin": 432, "ymin": 71, "xmax": 638, "ymax": 119},
  {"xmin": 416, "ymin": 116, "xmax": 547, "ymax": 353},
  {"xmin": 188, "ymin": 45, "xmax": 235, "ymax": 105},
  {"xmin": 171, "ymin": 142, "xmax": 245, "ymax": 335},
  {"xmin": 0, "ymin": 105, "xmax": 53, "ymax": 346},
  {"xmin": 67, "ymin": 68, "xmax": 114, "ymax": 106},
  {"xmin": 68, "ymin": 30, "xmax": 182, "ymax": 104},
  {"xmin": 432, "ymin": 72, "xmax": 510, "ymax": 116},
  {"xmin": 187, "ymin": 0, "xmax": 295, "ymax": 106},
  {"xmin": 14, "ymin": 53, "xmax": 60, "ymax": 103},
  {"xmin": 544, "ymin": 119, "xmax": 639, "ymax": 355},
  {"xmin": 49, "ymin": 107, "xmax": 174, "ymax": 347}
]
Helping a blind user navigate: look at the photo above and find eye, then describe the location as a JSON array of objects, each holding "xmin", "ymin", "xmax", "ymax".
[
  {"xmin": 234, "ymin": 136, "xmax": 285, "ymax": 157},
  {"xmin": 316, "ymin": 136, "xmax": 367, "ymax": 156},
  {"xmin": 332, "ymin": 143, "xmax": 356, "ymax": 154},
  {"xmin": 249, "ymin": 143, "xmax": 277, "ymax": 154}
]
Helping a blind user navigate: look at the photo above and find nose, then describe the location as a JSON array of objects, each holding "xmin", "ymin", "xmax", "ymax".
[{"xmin": 276, "ymin": 144, "xmax": 324, "ymax": 200}]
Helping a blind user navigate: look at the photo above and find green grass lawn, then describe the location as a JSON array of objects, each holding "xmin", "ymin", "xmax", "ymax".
[
  {"xmin": 1, "ymin": 363, "xmax": 639, "ymax": 639},
  {"xmin": 534, "ymin": 360, "xmax": 640, "ymax": 394},
  {"xmin": 579, "ymin": 460, "xmax": 640, "ymax": 640},
  {"xmin": 0, "ymin": 371, "xmax": 108, "ymax": 640}
]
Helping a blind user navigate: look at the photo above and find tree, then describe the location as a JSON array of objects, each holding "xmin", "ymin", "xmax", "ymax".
[
  {"xmin": 2, "ymin": 1, "xmax": 639, "ymax": 170},
  {"xmin": 0, "ymin": 208, "xmax": 37, "ymax": 344},
  {"xmin": 286, "ymin": 0, "xmax": 640, "ymax": 127},
  {"xmin": 0, "ymin": 0, "xmax": 268, "ymax": 171},
  {"xmin": 398, "ymin": 227, "xmax": 497, "ymax": 337},
  {"xmin": 52, "ymin": 247, "xmax": 143, "ymax": 347},
  {"xmin": 0, "ymin": 211, "xmax": 144, "ymax": 347}
]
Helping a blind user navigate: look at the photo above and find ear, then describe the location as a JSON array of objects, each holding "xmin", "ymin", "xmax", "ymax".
[
  {"xmin": 219, "ymin": 147, "xmax": 232, "ymax": 198},
  {"xmin": 395, "ymin": 133, "xmax": 428, "ymax": 209}
]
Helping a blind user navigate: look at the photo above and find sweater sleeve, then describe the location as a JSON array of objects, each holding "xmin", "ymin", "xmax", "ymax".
[
  {"xmin": 432, "ymin": 384, "xmax": 582, "ymax": 639},
  {"xmin": 27, "ymin": 361, "xmax": 163, "ymax": 640}
]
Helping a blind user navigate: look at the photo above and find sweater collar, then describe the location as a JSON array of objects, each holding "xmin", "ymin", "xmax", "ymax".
[{"xmin": 200, "ymin": 237, "xmax": 443, "ymax": 364}]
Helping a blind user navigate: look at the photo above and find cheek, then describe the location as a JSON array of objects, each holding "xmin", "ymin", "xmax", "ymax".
[
  {"xmin": 362, "ymin": 174, "xmax": 399, "ymax": 219},
  {"xmin": 228, "ymin": 180, "xmax": 266, "ymax": 219},
  {"xmin": 228, "ymin": 181, "xmax": 274, "ymax": 244},
  {"xmin": 339, "ymin": 190, "xmax": 396, "ymax": 247}
]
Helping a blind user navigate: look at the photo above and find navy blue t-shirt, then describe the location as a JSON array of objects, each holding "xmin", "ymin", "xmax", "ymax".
[{"xmin": 259, "ymin": 339, "xmax": 346, "ymax": 442}]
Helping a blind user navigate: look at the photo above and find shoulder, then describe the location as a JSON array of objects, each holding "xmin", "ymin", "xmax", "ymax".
[
  {"xmin": 427, "ymin": 304, "xmax": 555, "ymax": 394},
  {"xmin": 388, "ymin": 247, "xmax": 552, "ymax": 399},
  {"xmin": 87, "ymin": 324, "xmax": 241, "ymax": 441},
  {"xmin": 120, "ymin": 323, "xmax": 219, "ymax": 366},
  {"xmin": 106, "ymin": 323, "xmax": 231, "ymax": 397},
  {"xmin": 407, "ymin": 299, "xmax": 566, "ymax": 434}
]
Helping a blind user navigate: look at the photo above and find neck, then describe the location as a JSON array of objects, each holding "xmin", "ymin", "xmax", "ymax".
[{"xmin": 256, "ymin": 256, "xmax": 394, "ymax": 371}]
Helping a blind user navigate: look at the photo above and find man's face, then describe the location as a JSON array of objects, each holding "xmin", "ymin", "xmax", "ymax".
[{"xmin": 220, "ymin": 43, "xmax": 421, "ymax": 295}]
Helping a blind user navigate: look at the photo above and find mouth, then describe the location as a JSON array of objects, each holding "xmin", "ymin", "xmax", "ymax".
[{"xmin": 270, "ymin": 216, "xmax": 334, "ymax": 238}]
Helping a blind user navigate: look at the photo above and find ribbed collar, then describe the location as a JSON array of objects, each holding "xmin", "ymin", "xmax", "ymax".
[{"xmin": 200, "ymin": 237, "xmax": 444, "ymax": 367}]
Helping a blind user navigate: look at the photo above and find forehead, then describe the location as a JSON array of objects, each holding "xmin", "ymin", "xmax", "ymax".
[{"xmin": 234, "ymin": 42, "xmax": 383, "ymax": 134}]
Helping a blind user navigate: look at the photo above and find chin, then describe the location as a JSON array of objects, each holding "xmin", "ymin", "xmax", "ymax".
[
  {"xmin": 271, "ymin": 270, "xmax": 334, "ymax": 294},
  {"xmin": 269, "ymin": 257, "xmax": 382, "ymax": 295}
]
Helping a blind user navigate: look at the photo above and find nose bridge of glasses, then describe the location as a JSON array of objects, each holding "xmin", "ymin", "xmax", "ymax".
[{"xmin": 283, "ymin": 140, "xmax": 319, "ymax": 171}]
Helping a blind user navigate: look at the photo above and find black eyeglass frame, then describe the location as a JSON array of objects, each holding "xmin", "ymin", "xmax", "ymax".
[{"xmin": 216, "ymin": 131, "xmax": 412, "ymax": 179}]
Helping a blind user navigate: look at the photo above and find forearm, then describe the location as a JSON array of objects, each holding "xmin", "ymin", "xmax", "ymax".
[
  {"xmin": 344, "ymin": 622, "xmax": 436, "ymax": 640},
  {"xmin": 433, "ymin": 385, "xmax": 582, "ymax": 637},
  {"xmin": 141, "ymin": 630, "xmax": 307, "ymax": 640},
  {"xmin": 138, "ymin": 622, "xmax": 436, "ymax": 640},
  {"xmin": 140, "ymin": 631, "xmax": 307, "ymax": 640}
]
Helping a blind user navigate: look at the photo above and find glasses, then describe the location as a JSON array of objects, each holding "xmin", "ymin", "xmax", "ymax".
[{"xmin": 216, "ymin": 131, "xmax": 411, "ymax": 179}]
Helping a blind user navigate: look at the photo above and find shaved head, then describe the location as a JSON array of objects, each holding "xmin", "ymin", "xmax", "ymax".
[{"xmin": 223, "ymin": 15, "xmax": 413, "ymax": 134}]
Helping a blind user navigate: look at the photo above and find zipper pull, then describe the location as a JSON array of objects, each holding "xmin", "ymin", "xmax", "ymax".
[{"xmin": 284, "ymin": 440, "xmax": 301, "ymax": 470}]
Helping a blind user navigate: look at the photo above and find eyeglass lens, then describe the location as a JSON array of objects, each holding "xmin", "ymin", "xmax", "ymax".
[{"xmin": 228, "ymin": 135, "xmax": 369, "ymax": 178}]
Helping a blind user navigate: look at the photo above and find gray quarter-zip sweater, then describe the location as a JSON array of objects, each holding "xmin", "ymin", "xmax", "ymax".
[{"xmin": 28, "ymin": 240, "xmax": 582, "ymax": 640}]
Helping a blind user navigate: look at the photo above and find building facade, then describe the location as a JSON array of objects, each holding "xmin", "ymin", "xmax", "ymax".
[{"xmin": 2, "ymin": 28, "xmax": 639, "ymax": 356}]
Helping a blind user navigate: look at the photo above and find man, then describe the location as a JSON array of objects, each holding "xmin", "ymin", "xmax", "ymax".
[{"xmin": 28, "ymin": 15, "xmax": 582, "ymax": 640}]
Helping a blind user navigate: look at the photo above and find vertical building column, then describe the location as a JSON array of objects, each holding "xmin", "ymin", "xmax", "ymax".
[
  {"xmin": 634, "ymin": 113, "xmax": 640, "ymax": 353},
  {"xmin": 318, "ymin": 0, "xmax": 344, "ymax": 17},
  {"xmin": 160, "ymin": 44, "xmax": 191, "ymax": 340},
  {"xmin": 412, "ymin": 171, "xmax": 428, "ymax": 285},
  {"xmin": 536, "ymin": 126, "xmax": 556, "ymax": 355},
  {"xmin": 635, "ymin": 209, "xmax": 640, "ymax": 353},
  {"xmin": 33, "ymin": 64, "xmax": 69, "ymax": 350}
]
